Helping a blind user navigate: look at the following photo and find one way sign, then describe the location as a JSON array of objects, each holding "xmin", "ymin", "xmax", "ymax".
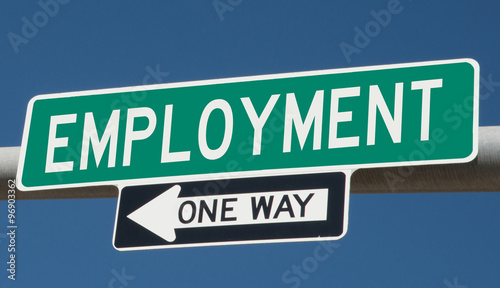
[{"xmin": 113, "ymin": 172, "xmax": 349, "ymax": 251}]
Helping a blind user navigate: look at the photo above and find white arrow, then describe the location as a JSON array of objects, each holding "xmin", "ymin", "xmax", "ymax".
[
  {"xmin": 127, "ymin": 185, "xmax": 181, "ymax": 242},
  {"xmin": 127, "ymin": 184, "xmax": 328, "ymax": 242}
]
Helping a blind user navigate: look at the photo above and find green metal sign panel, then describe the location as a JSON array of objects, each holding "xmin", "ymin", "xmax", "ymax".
[{"xmin": 17, "ymin": 59, "xmax": 479, "ymax": 191}]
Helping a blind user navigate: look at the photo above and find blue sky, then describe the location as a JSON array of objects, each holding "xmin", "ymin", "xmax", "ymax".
[{"xmin": 1, "ymin": 0, "xmax": 500, "ymax": 287}]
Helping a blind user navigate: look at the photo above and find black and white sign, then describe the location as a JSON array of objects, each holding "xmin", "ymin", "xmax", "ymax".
[{"xmin": 113, "ymin": 172, "xmax": 349, "ymax": 251}]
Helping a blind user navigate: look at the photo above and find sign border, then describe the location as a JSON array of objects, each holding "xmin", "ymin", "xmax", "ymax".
[{"xmin": 17, "ymin": 58, "xmax": 479, "ymax": 191}]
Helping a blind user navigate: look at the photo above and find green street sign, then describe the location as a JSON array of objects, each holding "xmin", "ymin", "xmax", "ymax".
[{"xmin": 17, "ymin": 59, "xmax": 479, "ymax": 191}]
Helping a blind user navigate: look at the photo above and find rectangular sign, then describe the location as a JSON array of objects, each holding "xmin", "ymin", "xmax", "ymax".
[
  {"xmin": 17, "ymin": 59, "xmax": 479, "ymax": 190},
  {"xmin": 113, "ymin": 172, "xmax": 348, "ymax": 250}
]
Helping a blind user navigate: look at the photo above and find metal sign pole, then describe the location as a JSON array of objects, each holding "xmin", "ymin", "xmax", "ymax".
[{"xmin": 1, "ymin": 126, "xmax": 499, "ymax": 200}]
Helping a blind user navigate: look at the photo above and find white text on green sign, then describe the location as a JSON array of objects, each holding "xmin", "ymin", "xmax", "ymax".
[{"xmin": 17, "ymin": 59, "xmax": 479, "ymax": 190}]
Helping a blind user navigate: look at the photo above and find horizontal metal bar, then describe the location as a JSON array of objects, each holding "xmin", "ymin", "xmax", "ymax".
[
  {"xmin": 1, "ymin": 126, "xmax": 499, "ymax": 200},
  {"xmin": 351, "ymin": 126, "xmax": 500, "ymax": 193}
]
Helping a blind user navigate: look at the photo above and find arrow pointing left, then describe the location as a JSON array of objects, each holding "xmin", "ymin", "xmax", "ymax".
[
  {"xmin": 127, "ymin": 185, "xmax": 329, "ymax": 243},
  {"xmin": 127, "ymin": 185, "xmax": 181, "ymax": 242}
]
